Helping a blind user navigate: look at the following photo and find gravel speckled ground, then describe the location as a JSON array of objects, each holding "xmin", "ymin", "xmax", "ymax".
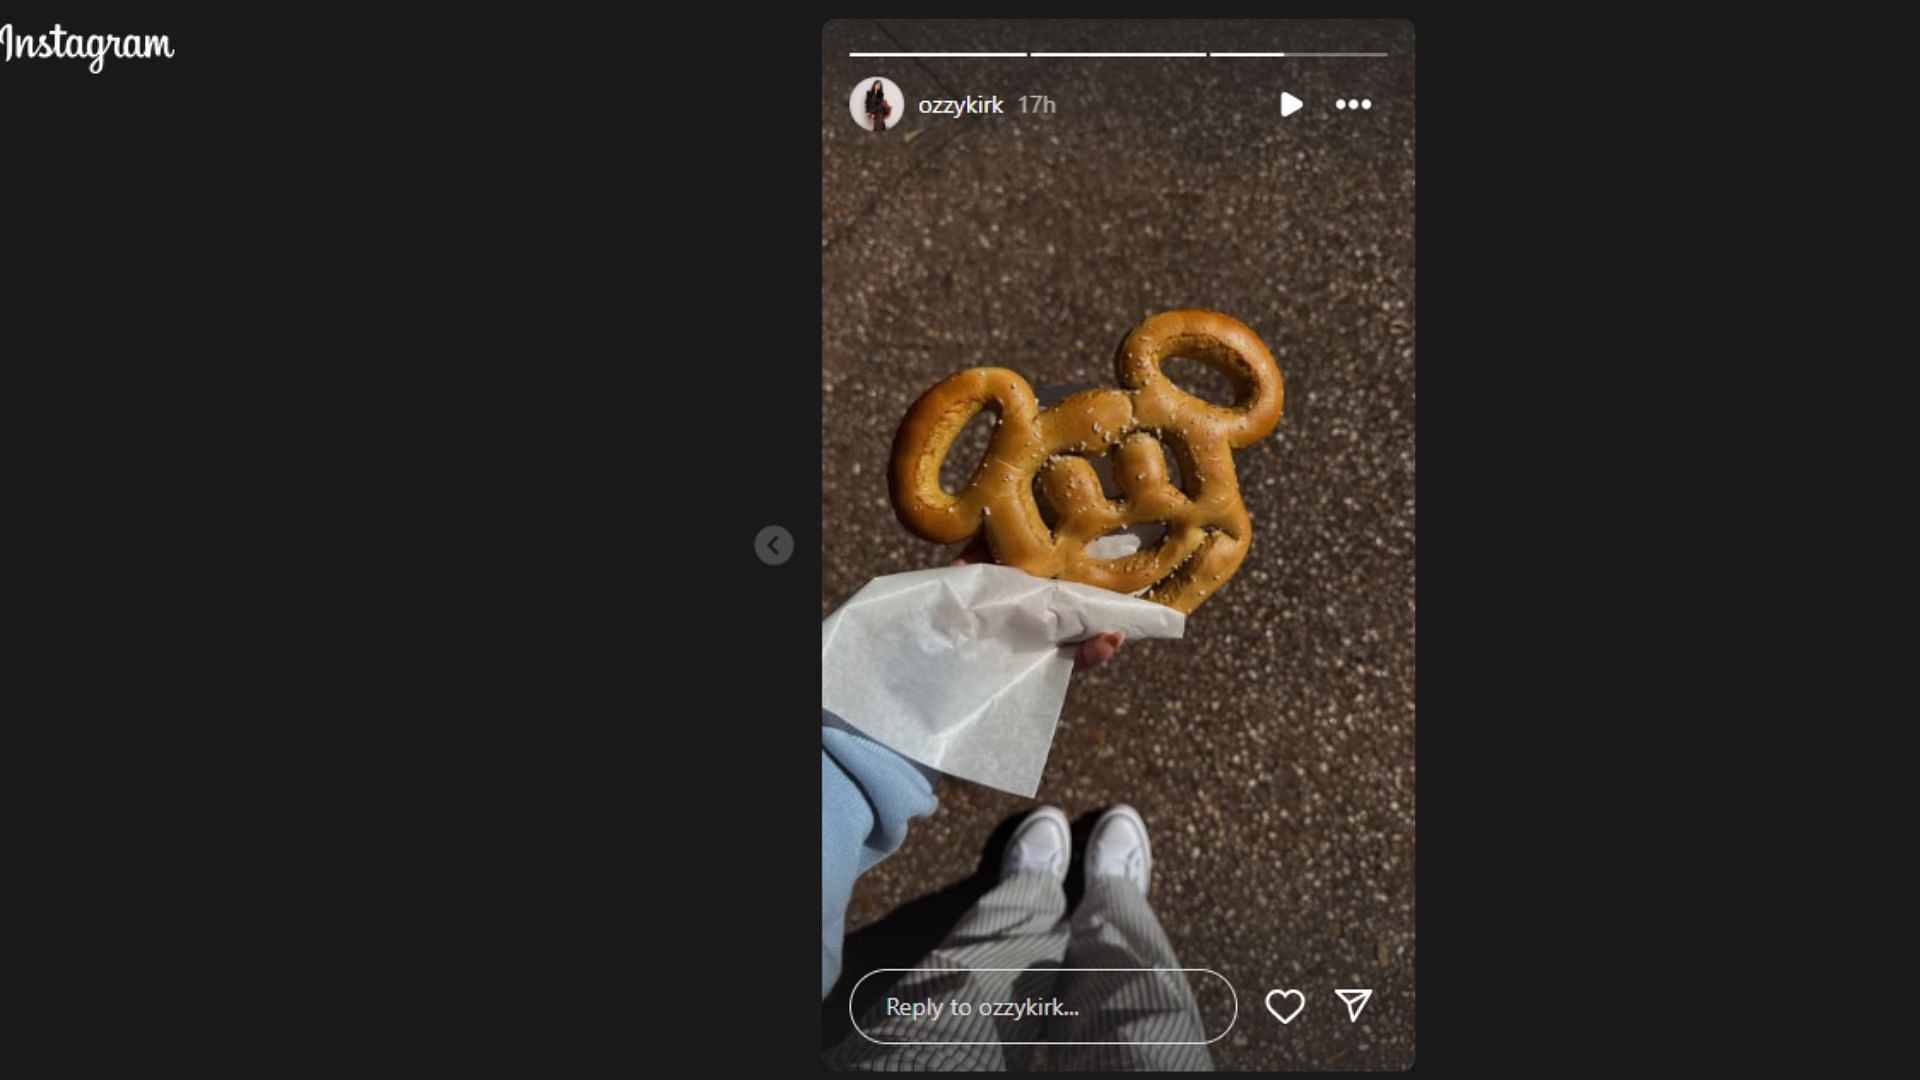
[{"xmin": 822, "ymin": 20, "xmax": 1414, "ymax": 1071}]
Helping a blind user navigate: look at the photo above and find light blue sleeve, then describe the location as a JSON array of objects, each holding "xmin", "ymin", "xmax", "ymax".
[{"xmin": 822, "ymin": 713, "xmax": 939, "ymax": 999}]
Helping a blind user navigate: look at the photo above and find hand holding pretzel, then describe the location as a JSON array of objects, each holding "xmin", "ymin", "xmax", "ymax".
[{"xmin": 889, "ymin": 309, "xmax": 1284, "ymax": 614}]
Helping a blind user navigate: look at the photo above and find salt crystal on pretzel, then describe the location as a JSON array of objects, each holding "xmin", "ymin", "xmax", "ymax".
[{"xmin": 889, "ymin": 309, "xmax": 1284, "ymax": 614}]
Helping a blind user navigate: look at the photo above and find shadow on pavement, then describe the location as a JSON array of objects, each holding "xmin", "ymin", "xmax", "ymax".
[{"xmin": 820, "ymin": 809, "xmax": 1112, "ymax": 1052}]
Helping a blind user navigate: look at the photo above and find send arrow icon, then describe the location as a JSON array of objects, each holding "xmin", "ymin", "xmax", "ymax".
[{"xmin": 1334, "ymin": 988, "xmax": 1373, "ymax": 1022}]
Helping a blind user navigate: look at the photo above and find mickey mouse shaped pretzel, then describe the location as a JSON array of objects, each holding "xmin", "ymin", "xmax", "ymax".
[{"xmin": 889, "ymin": 309, "xmax": 1284, "ymax": 614}]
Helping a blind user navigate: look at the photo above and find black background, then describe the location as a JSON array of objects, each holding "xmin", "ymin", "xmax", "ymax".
[{"xmin": 8, "ymin": 10, "xmax": 1861, "ymax": 1075}]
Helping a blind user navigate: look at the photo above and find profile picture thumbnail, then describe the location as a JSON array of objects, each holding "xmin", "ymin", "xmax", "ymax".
[{"xmin": 849, "ymin": 77, "xmax": 906, "ymax": 133}]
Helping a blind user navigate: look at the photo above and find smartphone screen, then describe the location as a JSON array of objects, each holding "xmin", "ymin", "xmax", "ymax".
[{"xmin": 820, "ymin": 18, "xmax": 1415, "ymax": 1072}]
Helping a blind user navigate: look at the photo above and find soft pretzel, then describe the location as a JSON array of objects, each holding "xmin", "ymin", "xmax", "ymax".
[{"xmin": 889, "ymin": 309, "xmax": 1283, "ymax": 614}]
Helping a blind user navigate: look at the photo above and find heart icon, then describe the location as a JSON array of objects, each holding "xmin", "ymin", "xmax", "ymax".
[{"xmin": 1265, "ymin": 988, "xmax": 1305, "ymax": 1024}]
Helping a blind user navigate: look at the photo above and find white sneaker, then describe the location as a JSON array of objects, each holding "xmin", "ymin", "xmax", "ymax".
[
  {"xmin": 1085, "ymin": 804, "xmax": 1152, "ymax": 895},
  {"xmin": 1001, "ymin": 806, "xmax": 1071, "ymax": 881}
]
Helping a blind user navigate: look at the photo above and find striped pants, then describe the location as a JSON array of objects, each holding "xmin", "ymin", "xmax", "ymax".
[{"xmin": 827, "ymin": 872, "xmax": 1212, "ymax": 1071}]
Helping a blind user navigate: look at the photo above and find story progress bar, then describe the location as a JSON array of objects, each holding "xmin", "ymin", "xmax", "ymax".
[{"xmin": 847, "ymin": 52, "xmax": 1389, "ymax": 58}]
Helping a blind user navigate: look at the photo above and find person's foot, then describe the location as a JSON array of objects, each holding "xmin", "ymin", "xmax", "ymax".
[
  {"xmin": 1085, "ymin": 804, "xmax": 1153, "ymax": 895},
  {"xmin": 1001, "ymin": 806, "xmax": 1071, "ymax": 880}
]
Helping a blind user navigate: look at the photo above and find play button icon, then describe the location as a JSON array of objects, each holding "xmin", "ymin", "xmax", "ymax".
[{"xmin": 1281, "ymin": 92, "xmax": 1303, "ymax": 117}]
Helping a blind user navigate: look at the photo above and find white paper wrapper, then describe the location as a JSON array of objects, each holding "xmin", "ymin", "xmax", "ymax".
[{"xmin": 821, "ymin": 563, "xmax": 1185, "ymax": 796}]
